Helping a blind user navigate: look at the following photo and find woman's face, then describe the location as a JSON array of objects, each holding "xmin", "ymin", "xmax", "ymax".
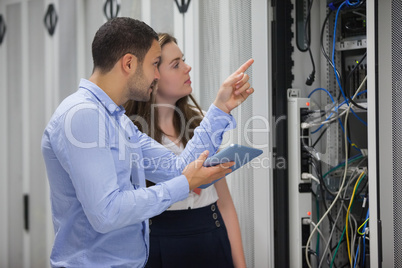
[{"xmin": 156, "ymin": 42, "xmax": 192, "ymax": 103}]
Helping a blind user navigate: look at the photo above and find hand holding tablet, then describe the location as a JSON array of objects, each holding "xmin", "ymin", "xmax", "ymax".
[{"xmin": 199, "ymin": 144, "xmax": 263, "ymax": 189}]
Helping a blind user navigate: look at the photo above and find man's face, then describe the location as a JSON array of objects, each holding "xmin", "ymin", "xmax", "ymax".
[{"xmin": 127, "ymin": 40, "xmax": 161, "ymax": 102}]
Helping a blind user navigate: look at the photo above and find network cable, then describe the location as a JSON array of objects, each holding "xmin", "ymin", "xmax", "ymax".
[
  {"xmin": 318, "ymin": 200, "xmax": 344, "ymax": 268},
  {"xmin": 305, "ymin": 61, "xmax": 364, "ymax": 268},
  {"xmin": 353, "ymin": 237, "xmax": 362, "ymax": 268},
  {"xmin": 345, "ymin": 171, "xmax": 366, "ymax": 266},
  {"xmin": 307, "ymin": 87, "xmax": 367, "ymax": 134},
  {"xmin": 362, "ymin": 209, "xmax": 369, "ymax": 267},
  {"xmin": 331, "ymin": 0, "xmax": 363, "ymax": 101}
]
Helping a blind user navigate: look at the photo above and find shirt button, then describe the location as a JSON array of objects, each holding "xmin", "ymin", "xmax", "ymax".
[
  {"xmin": 212, "ymin": 213, "xmax": 218, "ymax": 220},
  {"xmin": 211, "ymin": 204, "xmax": 216, "ymax": 211},
  {"xmin": 215, "ymin": 220, "xmax": 221, "ymax": 227}
]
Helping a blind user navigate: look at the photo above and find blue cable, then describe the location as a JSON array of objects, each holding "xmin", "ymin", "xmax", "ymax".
[
  {"xmin": 311, "ymin": 0, "xmax": 363, "ymax": 143},
  {"xmin": 349, "ymin": 107, "xmax": 367, "ymax": 126},
  {"xmin": 354, "ymin": 244, "xmax": 360, "ymax": 268},
  {"xmin": 328, "ymin": 0, "xmax": 360, "ymax": 10},
  {"xmin": 308, "ymin": 87, "xmax": 336, "ymax": 103},
  {"xmin": 354, "ymin": 195, "xmax": 366, "ymax": 268},
  {"xmin": 309, "ymin": 89, "xmax": 367, "ymax": 135},
  {"xmin": 332, "ymin": 0, "xmax": 361, "ymax": 103},
  {"xmin": 362, "ymin": 208, "xmax": 369, "ymax": 267},
  {"xmin": 331, "ymin": 0, "xmax": 365, "ymax": 137},
  {"xmin": 346, "ymin": 0, "xmax": 360, "ymax": 7},
  {"xmin": 332, "ymin": 2, "xmax": 349, "ymax": 103},
  {"xmin": 311, "ymin": 121, "xmax": 326, "ymax": 134},
  {"xmin": 347, "ymin": 153, "xmax": 362, "ymax": 161}
]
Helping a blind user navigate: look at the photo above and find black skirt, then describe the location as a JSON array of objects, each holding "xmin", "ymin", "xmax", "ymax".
[{"xmin": 145, "ymin": 202, "xmax": 234, "ymax": 268}]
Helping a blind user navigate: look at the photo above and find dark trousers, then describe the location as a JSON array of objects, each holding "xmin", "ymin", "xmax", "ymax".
[{"xmin": 145, "ymin": 202, "xmax": 234, "ymax": 268}]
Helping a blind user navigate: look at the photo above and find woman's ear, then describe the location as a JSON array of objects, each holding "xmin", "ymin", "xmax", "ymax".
[{"xmin": 121, "ymin": 53, "xmax": 138, "ymax": 74}]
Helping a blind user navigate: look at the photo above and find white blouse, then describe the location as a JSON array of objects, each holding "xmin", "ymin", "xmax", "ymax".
[{"xmin": 161, "ymin": 134, "xmax": 219, "ymax": 210}]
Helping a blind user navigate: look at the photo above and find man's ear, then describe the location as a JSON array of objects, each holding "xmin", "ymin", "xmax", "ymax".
[{"xmin": 121, "ymin": 53, "xmax": 138, "ymax": 74}]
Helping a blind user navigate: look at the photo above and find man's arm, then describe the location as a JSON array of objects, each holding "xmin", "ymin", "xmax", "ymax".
[
  {"xmin": 138, "ymin": 103, "xmax": 236, "ymax": 184},
  {"xmin": 51, "ymin": 103, "xmax": 232, "ymax": 233},
  {"xmin": 50, "ymin": 104, "xmax": 183, "ymax": 233}
]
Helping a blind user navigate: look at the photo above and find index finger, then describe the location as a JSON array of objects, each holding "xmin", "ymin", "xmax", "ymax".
[{"xmin": 235, "ymin": 59, "xmax": 254, "ymax": 74}]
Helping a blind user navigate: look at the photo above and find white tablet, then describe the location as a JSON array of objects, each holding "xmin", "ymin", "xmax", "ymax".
[{"xmin": 199, "ymin": 144, "xmax": 263, "ymax": 189}]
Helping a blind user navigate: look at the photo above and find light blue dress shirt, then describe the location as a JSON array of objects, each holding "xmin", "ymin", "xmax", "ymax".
[{"xmin": 41, "ymin": 79, "xmax": 236, "ymax": 268}]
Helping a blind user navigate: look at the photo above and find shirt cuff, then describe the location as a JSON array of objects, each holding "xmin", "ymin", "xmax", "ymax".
[
  {"xmin": 205, "ymin": 103, "xmax": 237, "ymax": 131},
  {"xmin": 164, "ymin": 175, "xmax": 190, "ymax": 204}
]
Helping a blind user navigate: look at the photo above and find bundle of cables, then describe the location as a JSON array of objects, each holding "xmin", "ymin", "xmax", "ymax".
[{"xmin": 302, "ymin": 1, "xmax": 369, "ymax": 267}]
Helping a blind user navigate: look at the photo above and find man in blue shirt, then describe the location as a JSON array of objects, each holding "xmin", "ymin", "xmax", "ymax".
[{"xmin": 41, "ymin": 17, "xmax": 254, "ymax": 267}]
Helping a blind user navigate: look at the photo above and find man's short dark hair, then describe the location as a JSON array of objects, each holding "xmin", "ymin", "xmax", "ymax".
[{"xmin": 92, "ymin": 17, "xmax": 158, "ymax": 73}]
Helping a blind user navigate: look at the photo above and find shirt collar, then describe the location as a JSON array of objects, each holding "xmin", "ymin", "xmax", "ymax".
[{"xmin": 78, "ymin": 78, "xmax": 126, "ymax": 117}]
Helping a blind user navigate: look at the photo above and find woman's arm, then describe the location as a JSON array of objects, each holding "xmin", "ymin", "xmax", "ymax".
[{"xmin": 215, "ymin": 178, "xmax": 247, "ymax": 268}]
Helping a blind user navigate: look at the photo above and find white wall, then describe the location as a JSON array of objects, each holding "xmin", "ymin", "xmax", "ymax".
[
  {"xmin": 192, "ymin": 0, "xmax": 273, "ymax": 266},
  {"xmin": 0, "ymin": 1, "xmax": 107, "ymax": 266}
]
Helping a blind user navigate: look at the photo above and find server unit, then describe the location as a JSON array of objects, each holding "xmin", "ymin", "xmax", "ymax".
[{"xmin": 285, "ymin": 1, "xmax": 369, "ymax": 267}]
